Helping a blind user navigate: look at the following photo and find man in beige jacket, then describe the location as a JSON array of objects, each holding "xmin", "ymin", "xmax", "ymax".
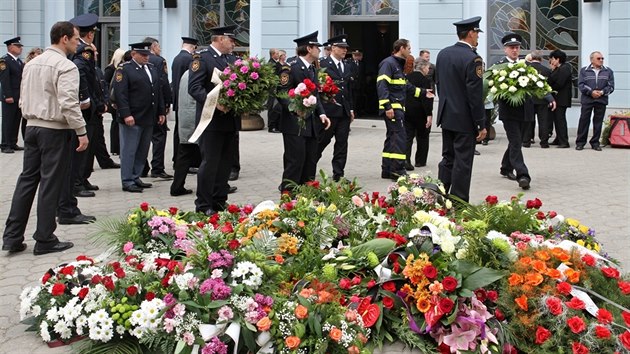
[{"xmin": 2, "ymin": 21, "xmax": 88, "ymax": 255}]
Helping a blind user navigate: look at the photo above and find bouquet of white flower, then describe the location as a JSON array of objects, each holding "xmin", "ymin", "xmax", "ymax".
[{"xmin": 484, "ymin": 59, "xmax": 553, "ymax": 107}]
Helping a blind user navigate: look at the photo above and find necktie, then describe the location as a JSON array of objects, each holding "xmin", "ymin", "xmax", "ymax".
[
  {"xmin": 338, "ymin": 61, "xmax": 343, "ymax": 74},
  {"xmin": 142, "ymin": 65, "xmax": 152, "ymax": 83},
  {"xmin": 17, "ymin": 58, "xmax": 23, "ymax": 66}
]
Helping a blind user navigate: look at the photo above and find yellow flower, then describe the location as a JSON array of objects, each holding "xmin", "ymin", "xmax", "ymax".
[
  {"xmin": 593, "ymin": 243, "xmax": 601, "ymax": 252},
  {"xmin": 578, "ymin": 225, "xmax": 589, "ymax": 234},
  {"xmin": 156, "ymin": 210, "xmax": 169, "ymax": 217},
  {"xmin": 566, "ymin": 218, "xmax": 580, "ymax": 227},
  {"xmin": 398, "ymin": 186, "xmax": 408, "ymax": 194},
  {"xmin": 327, "ymin": 204, "xmax": 337, "ymax": 212},
  {"xmin": 316, "ymin": 204, "xmax": 326, "ymax": 215},
  {"xmin": 413, "ymin": 188, "xmax": 422, "ymax": 198},
  {"xmin": 576, "ymin": 239, "xmax": 585, "ymax": 246}
]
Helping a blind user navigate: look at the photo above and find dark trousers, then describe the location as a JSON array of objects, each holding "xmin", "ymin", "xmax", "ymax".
[
  {"xmin": 83, "ymin": 116, "xmax": 115, "ymax": 181},
  {"xmin": 196, "ymin": 130, "xmax": 236, "ymax": 213},
  {"xmin": 550, "ymin": 106, "xmax": 569, "ymax": 146},
  {"xmin": 172, "ymin": 111, "xmax": 180, "ymax": 164},
  {"xmin": 576, "ymin": 102, "xmax": 606, "ymax": 148},
  {"xmin": 150, "ymin": 120, "xmax": 168, "ymax": 173},
  {"xmin": 525, "ymin": 103, "xmax": 551, "ymax": 144},
  {"xmin": 483, "ymin": 109, "xmax": 493, "ymax": 143},
  {"xmin": 1, "ymin": 101, "xmax": 22, "ymax": 148},
  {"xmin": 3, "ymin": 127, "xmax": 71, "ymax": 247},
  {"xmin": 501, "ymin": 120, "xmax": 530, "ymax": 180},
  {"xmin": 171, "ymin": 143, "xmax": 201, "ymax": 193},
  {"xmin": 381, "ymin": 110, "xmax": 407, "ymax": 176},
  {"xmin": 404, "ymin": 114, "xmax": 430, "ymax": 167},
  {"xmin": 58, "ymin": 117, "xmax": 94, "ymax": 218},
  {"xmin": 438, "ymin": 129, "xmax": 476, "ymax": 202},
  {"xmin": 281, "ymin": 133, "xmax": 319, "ymax": 192},
  {"xmin": 267, "ymin": 100, "xmax": 281, "ymax": 130},
  {"xmin": 317, "ymin": 114, "xmax": 351, "ymax": 178},
  {"xmin": 110, "ymin": 111, "xmax": 120, "ymax": 154},
  {"xmin": 232, "ymin": 131, "xmax": 240, "ymax": 173}
]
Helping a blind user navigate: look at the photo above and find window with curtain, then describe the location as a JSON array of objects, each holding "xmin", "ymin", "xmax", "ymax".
[{"xmin": 192, "ymin": 0, "xmax": 250, "ymax": 52}]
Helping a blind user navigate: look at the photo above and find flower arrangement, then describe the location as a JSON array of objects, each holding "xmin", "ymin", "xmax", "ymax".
[
  {"xmin": 218, "ymin": 56, "xmax": 278, "ymax": 115},
  {"xmin": 485, "ymin": 60, "xmax": 553, "ymax": 107},
  {"xmin": 317, "ymin": 70, "xmax": 340, "ymax": 104},
  {"xmin": 286, "ymin": 78, "xmax": 318, "ymax": 129}
]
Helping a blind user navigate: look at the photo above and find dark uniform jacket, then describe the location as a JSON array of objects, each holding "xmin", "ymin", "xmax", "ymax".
[
  {"xmin": 277, "ymin": 58, "xmax": 326, "ymax": 137},
  {"xmin": 435, "ymin": 42, "xmax": 484, "ymax": 133},
  {"xmin": 171, "ymin": 49, "xmax": 193, "ymax": 112},
  {"xmin": 113, "ymin": 60, "xmax": 165, "ymax": 126},
  {"xmin": 0, "ymin": 53, "xmax": 22, "ymax": 101},
  {"xmin": 548, "ymin": 62, "xmax": 573, "ymax": 107},
  {"xmin": 405, "ymin": 72, "xmax": 433, "ymax": 119},
  {"xmin": 376, "ymin": 55, "xmax": 422, "ymax": 113},
  {"xmin": 347, "ymin": 59, "xmax": 364, "ymax": 91},
  {"xmin": 148, "ymin": 53, "xmax": 173, "ymax": 107},
  {"xmin": 73, "ymin": 41, "xmax": 105, "ymax": 117},
  {"xmin": 528, "ymin": 61, "xmax": 552, "ymax": 105},
  {"xmin": 319, "ymin": 56, "xmax": 353, "ymax": 118},
  {"xmin": 188, "ymin": 47, "xmax": 240, "ymax": 132}
]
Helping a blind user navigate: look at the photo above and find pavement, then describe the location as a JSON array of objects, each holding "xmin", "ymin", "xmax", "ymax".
[{"xmin": 0, "ymin": 113, "xmax": 628, "ymax": 353}]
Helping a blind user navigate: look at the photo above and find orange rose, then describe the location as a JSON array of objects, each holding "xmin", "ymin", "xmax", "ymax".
[
  {"xmin": 348, "ymin": 345, "xmax": 360, "ymax": 354},
  {"xmin": 294, "ymin": 304, "xmax": 309, "ymax": 319},
  {"xmin": 519, "ymin": 256, "xmax": 533, "ymax": 265},
  {"xmin": 531, "ymin": 260, "xmax": 547, "ymax": 272},
  {"xmin": 285, "ymin": 336, "xmax": 301, "ymax": 349},
  {"xmin": 329, "ymin": 327, "xmax": 343, "ymax": 342},
  {"xmin": 317, "ymin": 290, "xmax": 333, "ymax": 304},
  {"xmin": 515, "ymin": 295, "xmax": 529, "ymax": 311},
  {"xmin": 551, "ymin": 248, "xmax": 570, "ymax": 262},
  {"xmin": 546, "ymin": 268, "xmax": 562, "ymax": 279},
  {"xmin": 357, "ymin": 332, "xmax": 368, "ymax": 344},
  {"xmin": 508, "ymin": 273, "xmax": 523, "ymax": 286},
  {"xmin": 534, "ymin": 250, "xmax": 551, "ymax": 261},
  {"xmin": 524, "ymin": 272, "xmax": 544, "ymax": 286},
  {"xmin": 256, "ymin": 316, "xmax": 271, "ymax": 331},
  {"xmin": 299, "ymin": 288, "xmax": 315, "ymax": 298},
  {"xmin": 564, "ymin": 268, "xmax": 581, "ymax": 283},
  {"xmin": 297, "ymin": 220, "xmax": 305, "ymax": 228}
]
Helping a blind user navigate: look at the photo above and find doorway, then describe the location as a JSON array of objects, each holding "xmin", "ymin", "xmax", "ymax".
[{"xmin": 330, "ymin": 21, "xmax": 398, "ymax": 117}]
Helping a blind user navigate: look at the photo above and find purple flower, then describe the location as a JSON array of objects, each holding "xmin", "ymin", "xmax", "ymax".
[
  {"xmin": 252, "ymin": 62, "xmax": 261, "ymax": 69},
  {"xmin": 240, "ymin": 65, "xmax": 249, "ymax": 74},
  {"xmin": 238, "ymin": 82, "xmax": 247, "ymax": 90},
  {"xmin": 163, "ymin": 293, "xmax": 176, "ymax": 306},
  {"xmin": 229, "ymin": 73, "xmax": 238, "ymax": 81},
  {"xmin": 226, "ymin": 89, "xmax": 235, "ymax": 97},
  {"xmin": 223, "ymin": 80, "xmax": 231, "ymax": 87},
  {"xmin": 201, "ymin": 337, "xmax": 228, "ymax": 354},
  {"xmin": 249, "ymin": 72, "xmax": 259, "ymax": 80},
  {"xmin": 199, "ymin": 278, "xmax": 232, "ymax": 300}
]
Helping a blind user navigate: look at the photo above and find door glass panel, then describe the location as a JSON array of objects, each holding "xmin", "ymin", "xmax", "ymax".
[
  {"xmin": 366, "ymin": 0, "xmax": 398, "ymax": 15},
  {"xmin": 331, "ymin": 0, "xmax": 362, "ymax": 15},
  {"xmin": 103, "ymin": 0, "xmax": 121, "ymax": 17},
  {"xmin": 76, "ymin": 0, "xmax": 99, "ymax": 15}
]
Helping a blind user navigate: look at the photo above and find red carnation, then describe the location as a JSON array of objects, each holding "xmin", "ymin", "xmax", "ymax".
[
  {"xmin": 145, "ymin": 291, "xmax": 156, "ymax": 301},
  {"xmin": 140, "ymin": 202, "xmax": 149, "ymax": 211},
  {"xmin": 535, "ymin": 326, "xmax": 552, "ymax": 344},
  {"xmin": 620, "ymin": 331, "xmax": 630, "ymax": 350},
  {"xmin": 442, "ymin": 276, "xmax": 458, "ymax": 292},
  {"xmin": 51, "ymin": 283, "xmax": 65, "ymax": 296},
  {"xmin": 623, "ymin": 311, "xmax": 630, "ymax": 327},
  {"xmin": 545, "ymin": 296, "xmax": 564, "ymax": 316},
  {"xmin": 220, "ymin": 222, "xmax": 234, "ymax": 233},
  {"xmin": 382, "ymin": 281, "xmax": 397, "ymax": 292},
  {"xmin": 423, "ymin": 265, "xmax": 438, "ymax": 279},
  {"xmin": 227, "ymin": 239, "xmax": 241, "ymax": 250},
  {"xmin": 581, "ymin": 254, "xmax": 596, "ymax": 267},
  {"xmin": 41, "ymin": 272, "xmax": 52, "ymax": 284},
  {"xmin": 300, "ymin": 89, "xmax": 311, "ymax": 97},
  {"xmin": 567, "ymin": 316, "xmax": 586, "ymax": 334},
  {"xmin": 76, "ymin": 255, "xmax": 95, "ymax": 264},
  {"xmin": 474, "ymin": 288, "xmax": 487, "ymax": 302},
  {"xmin": 126, "ymin": 285, "xmax": 138, "ymax": 297},
  {"xmin": 566, "ymin": 297, "xmax": 586, "ymax": 310},
  {"xmin": 382, "ymin": 296, "xmax": 394, "ymax": 309},
  {"xmin": 557, "ymin": 281, "xmax": 572, "ymax": 295},
  {"xmin": 351, "ymin": 275, "xmax": 362, "ymax": 286},
  {"xmin": 339, "ymin": 278, "xmax": 352, "ymax": 290},
  {"xmin": 438, "ymin": 297, "xmax": 455, "ymax": 314},
  {"xmin": 78, "ymin": 287, "xmax": 89, "ymax": 299},
  {"xmin": 227, "ymin": 204, "xmax": 240, "ymax": 213},
  {"xmin": 594, "ymin": 325, "xmax": 611, "ymax": 339},
  {"xmin": 572, "ymin": 342, "xmax": 589, "ymax": 354},
  {"xmin": 618, "ymin": 280, "xmax": 630, "ymax": 295},
  {"xmin": 495, "ymin": 308, "xmax": 505, "ymax": 321},
  {"xmin": 487, "ymin": 290, "xmax": 499, "ymax": 302},
  {"xmin": 59, "ymin": 265, "xmax": 75, "ymax": 276},
  {"xmin": 601, "ymin": 267, "xmax": 620, "ymax": 279},
  {"xmin": 597, "ymin": 308, "xmax": 613, "ymax": 324},
  {"xmin": 485, "ymin": 195, "xmax": 498, "ymax": 205}
]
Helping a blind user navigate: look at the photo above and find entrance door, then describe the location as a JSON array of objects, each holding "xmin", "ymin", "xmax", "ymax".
[{"xmin": 330, "ymin": 21, "xmax": 398, "ymax": 117}]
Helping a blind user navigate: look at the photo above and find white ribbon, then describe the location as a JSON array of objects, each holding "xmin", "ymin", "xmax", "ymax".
[
  {"xmin": 256, "ymin": 331, "xmax": 274, "ymax": 354},
  {"xmin": 193, "ymin": 322, "xmax": 241, "ymax": 354},
  {"xmin": 188, "ymin": 67, "xmax": 223, "ymax": 144}
]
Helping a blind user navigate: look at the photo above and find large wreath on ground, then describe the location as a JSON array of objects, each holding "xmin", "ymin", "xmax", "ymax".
[{"xmin": 20, "ymin": 173, "xmax": 630, "ymax": 354}]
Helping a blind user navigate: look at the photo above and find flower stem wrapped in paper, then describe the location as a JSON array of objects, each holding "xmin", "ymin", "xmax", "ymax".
[
  {"xmin": 484, "ymin": 59, "xmax": 553, "ymax": 107},
  {"xmin": 218, "ymin": 56, "xmax": 278, "ymax": 116},
  {"xmin": 284, "ymin": 78, "xmax": 318, "ymax": 130}
]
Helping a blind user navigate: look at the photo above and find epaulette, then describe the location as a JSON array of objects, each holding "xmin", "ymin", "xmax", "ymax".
[{"xmin": 0, "ymin": 57, "xmax": 6, "ymax": 71}]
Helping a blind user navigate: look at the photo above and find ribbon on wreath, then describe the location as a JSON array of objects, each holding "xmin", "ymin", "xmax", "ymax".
[
  {"xmin": 189, "ymin": 322, "xmax": 241, "ymax": 354},
  {"xmin": 188, "ymin": 67, "xmax": 223, "ymax": 143}
]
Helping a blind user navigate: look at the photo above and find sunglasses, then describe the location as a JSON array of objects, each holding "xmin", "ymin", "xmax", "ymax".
[{"xmin": 595, "ymin": 57, "xmax": 604, "ymax": 60}]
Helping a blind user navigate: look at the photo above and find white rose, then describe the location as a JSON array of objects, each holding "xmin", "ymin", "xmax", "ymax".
[
  {"xmin": 490, "ymin": 86, "xmax": 498, "ymax": 94},
  {"xmin": 441, "ymin": 238, "xmax": 456, "ymax": 253},
  {"xmin": 498, "ymin": 76, "xmax": 505, "ymax": 82},
  {"xmin": 536, "ymin": 81, "xmax": 544, "ymax": 88},
  {"xmin": 507, "ymin": 63, "xmax": 514, "ymax": 69},
  {"xmin": 499, "ymin": 70, "xmax": 508, "ymax": 77},
  {"xmin": 508, "ymin": 86, "xmax": 517, "ymax": 93},
  {"xmin": 517, "ymin": 67, "xmax": 526, "ymax": 72},
  {"xmin": 499, "ymin": 83, "xmax": 508, "ymax": 90},
  {"xmin": 488, "ymin": 80, "xmax": 494, "ymax": 86},
  {"xmin": 492, "ymin": 69, "xmax": 499, "ymax": 75}
]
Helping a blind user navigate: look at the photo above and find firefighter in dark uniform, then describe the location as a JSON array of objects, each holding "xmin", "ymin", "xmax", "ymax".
[
  {"xmin": 435, "ymin": 17, "xmax": 486, "ymax": 202},
  {"xmin": 188, "ymin": 25, "xmax": 240, "ymax": 215},
  {"xmin": 114, "ymin": 42, "xmax": 166, "ymax": 193},
  {"xmin": 377, "ymin": 38, "xmax": 432, "ymax": 181},
  {"xmin": 144, "ymin": 37, "xmax": 173, "ymax": 179},
  {"xmin": 277, "ymin": 31, "xmax": 331, "ymax": 193},
  {"xmin": 317, "ymin": 34, "xmax": 354, "ymax": 182},
  {"xmin": 56, "ymin": 14, "xmax": 100, "ymax": 225},
  {"xmin": 0, "ymin": 36, "xmax": 24, "ymax": 153},
  {"xmin": 171, "ymin": 36, "xmax": 199, "ymax": 164}
]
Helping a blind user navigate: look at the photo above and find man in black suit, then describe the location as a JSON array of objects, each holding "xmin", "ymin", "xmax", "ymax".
[
  {"xmin": 266, "ymin": 48, "xmax": 283, "ymax": 133},
  {"xmin": 435, "ymin": 17, "xmax": 486, "ymax": 202},
  {"xmin": 114, "ymin": 42, "xmax": 166, "ymax": 193},
  {"xmin": 547, "ymin": 49, "xmax": 572, "ymax": 148},
  {"xmin": 188, "ymin": 25, "xmax": 240, "ymax": 215},
  {"xmin": 317, "ymin": 34, "xmax": 354, "ymax": 182},
  {"xmin": 348, "ymin": 49, "xmax": 365, "ymax": 117},
  {"xmin": 277, "ymin": 31, "xmax": 331, "ymax": 193},
  {"xmin": 524, "ymin": 50, "xmax": 552, "ymax": 148},
  {"xmin": 495, "ymin": 34, "xmax": 555, "ymax": 190},
  {"xmin": 171, "ymin": 36, "xmax": 199, "ymax": 164},
  {"xmin": 0, "ymin": 36, "xmax": 24, "ymax": 153}
]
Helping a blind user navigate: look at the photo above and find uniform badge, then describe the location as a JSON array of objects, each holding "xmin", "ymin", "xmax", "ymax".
[
  {"xmin": 280, "ymin": 72, "xmax": 289, "ymax": 86},
  {"xmin": 476, "ymin": 65, "xmax": 483, "ymax": 78},
  {"xmin": 191, "ymin": 60, "xmax": 200, "ymax": 72},
  {"xmin": 115, "ymin": 71, "xmax": 123, "ymax": 82},
  {"xmin": 82, "ymin": 51, "xmax": 91, "ymax": 60},
  {"xmin": 0, "ymin": 62, "xmax": 5, "ymax": 71}
]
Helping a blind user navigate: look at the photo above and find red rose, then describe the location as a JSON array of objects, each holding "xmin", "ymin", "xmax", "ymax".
[
  {"xmin": 438, "ymin": 343, "xmax": 451, "ymax": 354},
  {"xmin": 351, "ymin": 275, "xmax": 362, "ymax": 286},
  {"xmin": 487, "ymin": 290, "xmax": 499, "ymax": 302},
  {"xmin": 339, "ymin": 278, "xmax": 352, "ymax": 290},
  {"xmin": 536, "ymin": 211, "xmax": 546, "ymax": 220},
  {"xmin": 366, "ymin": 280, "xmax": 376, "ymax": 288},
  {"xmin": 140, "ymin": 202, "xmax": 149, "ymax": 211},
  {"xmin": 382, "ymin": 296, "xmax": 394, "ymax": 309},
  {"xmin": 597, "ymin": 308, "xmax": 613, "ymax": 324},
  {"xmin": 535, "ymin": 326, "xmax": 552, "ymax": 344},
  {"xmin": 581, "ymin": 254, "xmax": 596, "ymax": 267},
  {"xmin": 594, "ymin": 325, "xmax": 611, "ymax": 339},
  {"xmin": 288, "ymin": 88, "xmax": 295, "ymax": 97},
  {"xmin": 566, "ymin": 297, "xmax": 586, "ymax": 310},
  {"xmin": 495, "ymin": 308, "xmax": 505, "ymax": 321},
  {"xmin": 78, "ymin": 287, "xmax": 89, "ymax": 299},
  {"xmin": 557, "ymin": 281, "xmax": 572, "ymax": 295},
  {"xmin": 485, "ymin": 195, "xmax": 498, "ymax": 205},
  {"xmin": 545, "ymin": 297, "xmax": 564, "ymax": 315},
  {"xmin": 548, "ymin": 211, "xmax": 557, "ymax": 218},
  {"xmin": 305, "ymin": 180, "xmax": 320, "ymax": 188},
  {"xmin": 382, "ymin": 281, "xmax": 397, "ymax": 292},
  {"xmin": 567, "ymin": 316, "xmax": 586, "ymax": 334},
  {"xmin": 572, "ymin": 342, "xmax": 589, "ymax": 354},
  {"xmin": 226, "ymin": 204, "xmax": 240, "ymax": 213},
  {"xmin": 220, "ymin": 222, "xmax": 234, "ymax": 233},
  {"xmin": 622, "ymin": 311, "xmax": 630, "ymax": 327},
  {"xmin": 59, "ymin": 265, "xmax": 75, "ymax": 276},
  {"xmin": 438, "ymin": 297, "xmax": 455, "ymax": 314},
  {"xmin": 51, "ymin": 283, "xmax": 65, "ymax": 296},
  {"xmin": 114, "ymin": 267, "xmax": 126, "ymax": 279},
  {"xmin": 393, "ymin": 262, "xmax": 401, "ymax": 274},
  {"xmin": 102, "ymin": 276, "xmax": 115, "ymax": 291},
  {"xmin": 423, "ymin": 265, "xmax": 438, "ymax": 279},
  {"xmin": 145, "ymin": 291, "xmax": 156, "ymax": 301},
  {"xmin": 618, "ymin": 280, "xmax": 630, "ymax": 295},
  {"xmin": 227, "ymin": 239, "xmax": 241, "ymax": 250},
  {"xmin": 242, "ymin": 205, "xmax": 253, "ymax": 214},
  {"xmin": 91, "ymin": 274, "xmax": 102, "ymax": 284},
  {"xmin": 442, "ymin": 276, "xmax": 458, "ymax": 292},
  {"xmin": 41, "ymin": 272, "xmax": 52, "ymax": 284},
  {"xmin": 386, "ymin": 207, "xmax": 396, "ymax": 215},
  {"xmin": 601, "ymin": 267, "xmax": 620, "ymax": 279},
  {"xmin": 620, "ymin": 331, "xmax": 630, "ymax": 350},
  {"xmin": 126, "ymin": 285, "xmax": 138, "ymax": 297}
]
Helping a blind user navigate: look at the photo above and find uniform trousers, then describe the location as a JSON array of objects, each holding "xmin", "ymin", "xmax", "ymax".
[
  {"xmin": 171, "ymin": 143, "xmax": 201, "ymax": 194},
  {"xmin": 1, "ymin": 101, "xmax": 21, "ymax": 149},
  {"xmin": 232, "ymin": 131, "xmax": 240, "ymax": 173},
  {"xmin": 501, "ymin": 120, "xmax": 530, "ymax": 180},
  {"xmin": 576, "ymin": 102, "xmax": 606, "ymax": 148},
  {"xmin": 82, "ymin": 115, "xmax": 116, "ymax": 181},
  {"xmin": 438, "ymin": 129, "xmax": 476, "ymax": 202},
  {"xmin": 281, "ymin": 133, "xmax": 318, "ymax": 192},
  {"xmin": 404, "ymin": 114, "xmax": 430, "ymax": 167},
  {"xmin": 120, "ymin": 124, "xmax": 153, "ymax": 188},
  {"xmin": 317, "ymin": 113, "xmax": 351, "ymax": 179},
  {"xmin": 195, "ymin": 130, "xmax": 236, "ymax": 213},
  {"xmin": 524, "ymin": 103, "xmax": 551, "ymax": 144},
  {"xmin": 109, "ymin": 110, "xmax": 120, "ymax": 154},
  {"xmin": 267, "ymin": 100, "xmax": 282, "ymax": 130},
  {"xmin": 150, "ymin": 120, "xmax": 168, "ymax": 173},
  {"xmin": 550, "ymin": 106, "xmax": 569, "ymax": 146},
  {"xmin": 172, "ymin": 111, "xmax": 180, "ymax": 164},
  {"xmin": 381, "ymin": 110, "xmax": 407, "ymax": 176},
  {"xmin": 3, "ymin": 127, "xmax": 70, "ymax": 247}
]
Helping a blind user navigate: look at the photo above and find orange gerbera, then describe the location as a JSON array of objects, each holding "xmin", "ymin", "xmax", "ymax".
[
  {"xmin": 531, "ymin": 260, "xmax": 547, "ymax": 273},
  {"xmin": 508, "ymin": 273, "xmax": 524, "ymax": 286},
  {"xmin": 534, "ymin": 250, "xmax": 551, "ymax": 261},
  {"xmin": 564, "ymin": 268, "xmax": 581, "ymax": 283},
  {"xmin": 524, "ymin": 272, "xmax": 544, "ymax": 286},
  {"xmin": 515, "ymin": 295, "xmax": 529, "ymax": 311},
  {"xmin": 416, "ymin": 297, "xmax": 431, "ymax": 313}
]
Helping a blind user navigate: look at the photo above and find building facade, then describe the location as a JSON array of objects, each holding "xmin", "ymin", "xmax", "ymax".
[{"xmin": 1, "ymin": 0, "xmax": 628, "ymax": 110}]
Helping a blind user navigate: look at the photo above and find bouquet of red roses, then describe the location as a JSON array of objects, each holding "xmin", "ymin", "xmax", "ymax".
[
  {"xmin": 286, "ymin": 78, "xmax": 318, "ymax": 130},
  {"xmin": 317, "ymin": 71, "xmax": 340, "ymax": 105}
]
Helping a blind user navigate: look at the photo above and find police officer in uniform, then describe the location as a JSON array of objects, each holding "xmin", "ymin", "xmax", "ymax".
[
  {"xmin": 277, "ymin": 31, "xmax": 331, "ymax": 193},
  {"xmin": 114, "ymin": 42, "xmax": 166, "ymax": 193},
  {"xmin": 377, "ymin": 38, "xmax": 431, "ymax": 181},
  {"xmin": 0, "ymin": 36, "xmax": 24, "ymax": 153},
  {"xmin": 171, "ymin": 36, "xmax": 199, "ymax": 163},
  {"xmin": 188, "ymin": 25, "xmax": 240, "ymax": 215},
  {"xmin": 317, "ymin": 34, "xmax": 354, "ymax": 182},
  {"xmin": 435, "ymin": 17, "xmax": 486, "ymax": 202},
  {"xmin": 266, "ymin": 48, "xmax": 283, "ymax": 133}
]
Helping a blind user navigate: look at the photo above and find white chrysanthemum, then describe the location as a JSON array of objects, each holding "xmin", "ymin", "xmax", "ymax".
[
  {"xmin": 412, "ymin": 187, "xmax": 422, "ymax": 198},
  {"xmin": 398, "ymin": 186, "xmax": 408, "ymax": 194},
  {"xmin": 456, "ymin": 247, "xmax": 468, "ymax": 260},
  {"xmin": 509, "ymin": 70, "xmax": 519, "ymax": 78},
  {"xmin": 518, "ymin": 76, "xmax": 529, "ymax": 87},
  {"xmin": 508, "ymin": 86, "xmax": 517, "ymax": 93},
  {"xmin": 40, "ymin": 321, "xmax": 51, "ymax": 342},
  {"xmin": 46, "ymin": 308, "xmax": 59, "ymax": 322}
]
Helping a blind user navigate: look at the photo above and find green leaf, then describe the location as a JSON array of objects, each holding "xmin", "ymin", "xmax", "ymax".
[
  {"xmin": 294, "ymin": 322, "xmax": 306, "ymax": 338},
  {"xmin": 462, "ymin": 268, "xmax": 506, "ymax": 291}
]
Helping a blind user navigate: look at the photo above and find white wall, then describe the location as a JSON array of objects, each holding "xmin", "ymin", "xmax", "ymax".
[{"xmin": 607, "ymin": 0, "xmax": 630, "ymax": 108}]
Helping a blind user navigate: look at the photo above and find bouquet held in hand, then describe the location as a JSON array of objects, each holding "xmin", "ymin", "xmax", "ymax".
[
  {"xmin": 317, "ymin": 70, "xmax": 340, "ymax": 105},
  {"xmin": 485, "ymin": 59, "xmax": 553, "ymax": 107},
  {"xmin": 287, "ymin": 78, "xmax": 318, "ymax": 129},
  {"xmin": 217, "ymin": 56, "xmax": 278, "ymax": 115}
]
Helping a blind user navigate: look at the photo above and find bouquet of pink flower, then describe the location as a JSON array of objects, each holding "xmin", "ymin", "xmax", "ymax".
[
  {"xmin": 286, "ymin": 78, "xmax": 318, "ymax": 130},
  {"xmin": 218, "ymin": 56, "xmax": 278, "ymax": 115}
]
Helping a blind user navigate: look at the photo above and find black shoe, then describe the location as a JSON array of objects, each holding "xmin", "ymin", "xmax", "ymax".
[
  {"xmin": 58, "ymin": 214, "xmax": 96, "ymax": 225},
  {"xmin": 228, "ymin": 171, "xmax": 239, "ymax": 181},
  {"xmin": 123, "ymin": 185, "xmax": 144, "ymax": 193},
  {"xmin": 188, "ymin": 167, "xmax": 199, "ymax": 175},
  {"xmin": 84, "ymin": 181, "xmax": 99, "ymax": 191},
  {"xmin": 575, "ymin": 145, "xmax": 584, "ymax": 151},
  {"xmin": 500, "ymin": 171, "xmax": 517, "ymax": 180},
  {"xmin": 228, "ymin": 186, "xmax": 237, "ymax": 194},
  {"xmin": 2, "ymin": 243, "xmax": 27, "ymax": 253},
  {"xmin": 523, "ymin": 142, "xmax": 531, "ymax": 148},
  {"xmin": 171, "ymin": 188, "xmax": 193, "ymax": 196},
  {"xmin": 1, "ymin": 148, "xmax": 14, "ymax": 153},
  {"xmin": 135, "ymin": 180, "xmax": 153, "ymax": 188},
  {"xmin": 333, "ymin": 175, "xmax": 343, "ymax": 182},
  {"xmin": 381, "ymin": 172, "xmax": 391, "ymax": 179},
  {"xmin": 73, "ymin": 189, "xmax": 95, "ymax": 197},
  {"xmin": 268, "ymin": 128, "xmax": 281, "ymax": 133},
  {"xmin": 481, "ymin": 140, "xmax": 488, "ymax": 146},
  {"xmin": 151, "ymin": 172, "xmax": 173, "ymax": 179},
  {"xmin": 592, "ymin": 146, "xmax": 602, "ymax": 151},
  {"xmin": 414, "ymin": 163, "xmax": 426, "ymax": 167},
  {"xmin": 141, "ymin": 172, "xmax": 148, "ymax": 178},
  {"xmin": 474, "ymin": 150, "xmax": 481, "ymax": 155},
  {"xmin": 540, "ymin": 143, "xmax": 549, "ymax": 149},
  {"xmin": 549, "ymin": 140, "xmax": 559, "ymax": 146},
  {"xmin": 557, "ymin": 144, "xmax": 570, "ymax": 148},
  {"xmin": 11, "ymin": 145, "xmax": 24, "ymax": 151},
  {"xmin": 33, "ymin": 241, "xmax": 74, "ymax": 256},
  {"xmin": 203, "ymin": 209, "xmax": 217, "ymax": 216},
  {"xmin": 518, "ymin": 177, "xmax": 531, "ymax": 190},
  {"xmin": 404, "ymin": 162, "xmax": 415, "ymax": 171},
  {"xmin": 101, "ymin": 162, "xmax": 120, "ymax": 169}
]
